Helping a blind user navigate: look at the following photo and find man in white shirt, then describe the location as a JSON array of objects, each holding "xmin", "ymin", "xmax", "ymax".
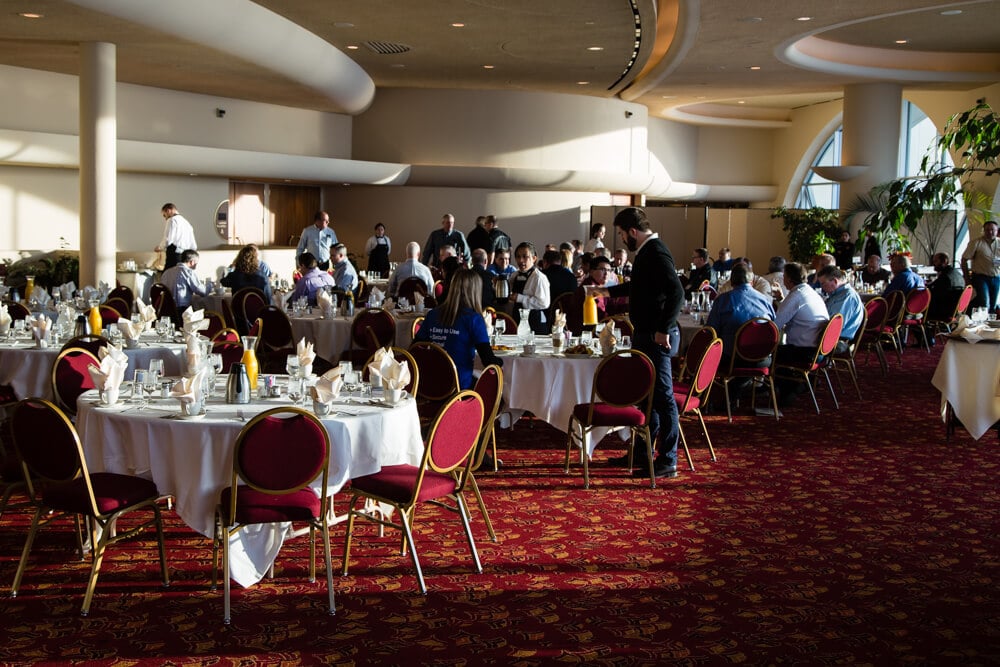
[
  {"xmin": 159, "ymin": 249, "xmax": 207, "ymax": 310},
  {"xmin": 296, "ymin": 210, "xmax": 339, "ymax": 270},
  {"xmin": 156, "ymin": 203, "xmax": 197, "ymax": 270},
  {"xmin": 962, "ymin": 220, "xmax": 1000, "ymax": 313},
  {"xmin": 774, "ymin": 261, "xmax": 829, "ymax": 407}
]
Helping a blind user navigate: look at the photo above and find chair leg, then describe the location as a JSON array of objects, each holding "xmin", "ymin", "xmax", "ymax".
[
  {"xmin": 10, "ymin": 507, "xmax": 44, "ymax": 598},
  {"xmin": 152, "ymin": 504, "xmax": 169, "ymax": 589},
  {"xmin": 821, "ymin": 368, "xmax": 839, "ymax": 410},
  {"xmin": 398, "ymin": 509, "xmax": 427, "ymax": 595},
  {"xmin": 695, "ymin": 409, "xmax": 717, "ymax": 462},
  {"xmin": 454, "ymin": 491, "xmax": 483, "ymax": 576},
  {"xmin": 722, "ymin": 379, "xmax": 733, "ymax": 423},
  {"xmin": 767, "ymin": 377, "xmax": 780, "ymax": 420},
  {"xmin": 677, "ymin": 422, "xmax": 694, "ymax": 471},
  {"xmin": 803, "ymin": 371, "xmax": 820, "ymax": 414},
  {"xmin": 847, "ymin": 359, "xmax": 862, "ymax": 400},
  {"xmin": 341, "ymin": 497, "xmax": 359, "ymax": 577},
  {"xmin": 467, "ymin": 472, "xmax": 497, "ymax": 542},
  {"xmin": 319, "ymin": 517, "xmax": 336, "ymax": 616},
  {"xmin": 81, "ymin": 518, "xmax": 107, "ymax": 617}
]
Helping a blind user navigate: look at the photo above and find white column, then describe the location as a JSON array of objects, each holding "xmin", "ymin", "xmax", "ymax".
[
  {"xmin": 839, "ymin": 82, "xmax": 902, "ymax": 213},
  {"xmin": 79, "ymin": 42, "xmax": 117, "ymax": 287}
]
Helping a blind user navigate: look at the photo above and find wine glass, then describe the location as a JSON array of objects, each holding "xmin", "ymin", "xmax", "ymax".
[{"xmin": 133, "ymin": 370, "xmax": 152, "ymax": 409}]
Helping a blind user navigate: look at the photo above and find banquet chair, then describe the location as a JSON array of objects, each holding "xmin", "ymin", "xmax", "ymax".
[
  {"xmin": 212, "ymin": 407, "xmax": 334, "ymax": 624},
  {"xmin": 346, "ymin": 309, "xmax": 396, "ymax": 367},
  {"xmin": 104, "ymin": 296, "xmax": 132, "ymax": 319},
  {"xmin": 341, "ymin": 391, "xmax": 485, "ymax": 595},
  {"xmin": 466, "ymin": 365, "xmax": 502, "ymax": 542},
  {"xmin": 356, "ymin": 276, "xmax": 368, "ymax": 302},
  {"xmin": 900, "ymin": 287, "xmax": 932, "ymax": 352},
  {"xmin": 9, "ymin": 398, "xmax": 169, "ymax": 616},
  {"xmin": 858, "ymin": 297, "xmax": 890, "ymax": 376},
  {"xmin": 550, "ymin": 292, "xmax": 573, "ymax": 324},
  {"xmin": 210, "ymin": 327, "xmax": 241, "ymax": 344},
  {"xmin": 396, "ymin": 277, "xmax": 429, "ymax": 303},
  {"xmin": 829, "ymin": 305, "xmax": 870, "ymax": 400},
  {"xmin": 408, "ymin": 342, "xmax": 461, "ymax": 429},
  {"xmin": 220, "ymin": 297, "xmax": 238, "ymax": 331},
  {"xmin": 59, "ymin": 334, "xmax": 110, "ymax": 358},
  {"xmin": 8, "ymin": 302, "xmax": 31, "ymax": 320},
  {"xmin": 675, "ymin": 325, "xmax": 717, "ymax": 388},
  {"xmin": 674, "ymin": 337, "xmax": 724, "ymax": 471},
  {"xmin": 565, "ymin": 349, "xmax": 657, "ymax": 488},
  {"xmin": 96, "ymin": 303, "xmax": 121, "ymax": 325},
  {"xmin": 927, "ymin": 284, "xmax": 974, "ymax": 334},
  {"xmin": 774, "ymin": 314, "xmax": 844, "ymax": 415},
  {"xmin": 879, "ymin": 291, "xmax": 906, "ymax": 367},
  {"xmin": 107, "ymin": 284, "xmax": 134, "ymax": 307},
  {"xmin": 50, "ymin": 347, "xmax": 101, "ymax": 417},
  {"xmin": 232, "ymin": 287, "xmax": 268, "ymax": 336},
  {"xmin": 713, "ymin": 317, "xmax": 780, "ymax": 422},
  {"xmin": 255, "ymin": 306, "xmax": 297, "ymax": 373},
  {"xmin": 150, "ymin": 283, "xmax": 179, "ymax": 326},
  {"xmin": 203, "ymin": 310, "xmax": 227, "ymax": 340},
  {"xmin": 411, "ymin": 316, "xmax": 424, "ymax": 339},
  {"xmin": 361, "ymin": 346, "xmax": 419, "ymax": 396}
]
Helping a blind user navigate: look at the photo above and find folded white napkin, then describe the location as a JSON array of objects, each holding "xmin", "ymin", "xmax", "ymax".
[
  {"xmin": 312, "ymin": 367, "xmax": 343, "ymax": 403},
  {"xmin": 59, "ymin": 281, "xmax": 76, "ymax": 301},
  {"xmin": 135, "ymin": 298, "xmax": 156, "ymax": 325},
  {"xmin": 367, "ymin": 346, "xmax": 411, "ymax": 390},
  {"xmin": 117, "ymin": 319, "xmax": 145, "ymax": 341},
  {"xmin": 552, "ymin": 309, "xmax": 567, "ymax": 331},
  {"xmin": 414, "ymin": 293, "xmax": 425, "ymax": 309},
  {"xmin": 171, "ymin": 369, "xmax": 206, "ymax": 409},
  {"xmin": 33, "ymin": 289, "xmax": 51, "ymax": 308},
  {"xmin": 82, "ymin": 285, "xmax": 99, "ymax": 302},
  {"xmin": 382, "ymin": 297, "xmax": 395, "ymax": 312},
  {"xmin": 181, "ymin": 307, "xmax": 209, "ymax": 335},
  {"xmin": 184, "ymin": 333, "xmax": 203, "ymax": 373},
  {"xmin": 297, "ymin": 338, "xmax": 316, "ymax": 373},
  {"xmin": 0, "ymin": 304, "xmax": 10, "ymax": 328},
  {"xmin": 31, "ymin": 314, "xmax": 51, "ymax": 345},
  {"xmin": 88, "ymin": 345, "xmax": 128, "ymax": 391},
  {"xmin": 98, "ymin": 280, "xmax": 111, "ymax": 302},
  {"xmin": 370, "ymin": 287, "xmax": 384, "ymax": 304},
  {"xmin": 482, "ymin": 310, "xmax": 494, "ymax": 336},
  {"xmin": 316, "ymin": 289, "xmax": 333, "ymax": 315},
  {"xmin": 599, "ymin": 322, "xmax": 617, "ymax": 353}
]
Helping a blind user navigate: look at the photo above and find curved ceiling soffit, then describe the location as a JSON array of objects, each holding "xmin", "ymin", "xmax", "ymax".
[
  {"xmin": 618, "ymin": 0, "xmax": 698, "ymax": 102},
  {"xmin": 66, "ymin": 0, "xmax": 376, "ymax": 114}
]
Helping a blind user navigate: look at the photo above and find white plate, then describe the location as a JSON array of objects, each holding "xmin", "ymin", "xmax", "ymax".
[{"xmin": 561, "ymin": 353, "xmax": 596, "ymax": 359}]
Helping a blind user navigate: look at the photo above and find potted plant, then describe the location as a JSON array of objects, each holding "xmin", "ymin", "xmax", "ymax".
[{"xmin": 771, "ymin": 206, "xmax": 842, "ymax": 264}]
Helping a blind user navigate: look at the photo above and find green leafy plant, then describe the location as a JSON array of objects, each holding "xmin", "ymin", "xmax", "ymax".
[
  {"xmin": 850, "ymin": 100, "xmax": 1000, "ymax": 255},
  {"xmin": 4, "ymin": 251, "xmax": 80, "ymax": 290},
  {"xmin": 771, "ymin": 206, "xmax": 842, "ymax": 264}
]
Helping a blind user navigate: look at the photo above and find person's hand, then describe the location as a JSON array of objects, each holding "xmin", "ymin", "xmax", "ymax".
[
  {"xmin": 584, "ymin": 285, "xmax": 609, "ymax": 297},
  {"xmin": 154, "ymin": 245, "xmax": 163, "ymax": 252},
  {"xmin": 654, "ymin": 331, "xmax": 672, "ymax": 349}
]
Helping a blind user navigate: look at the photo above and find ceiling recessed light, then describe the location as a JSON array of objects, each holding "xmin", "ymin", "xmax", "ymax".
[
  {"xmin": 18, "ymin": 12, "xmax": 43, "ymax": 18},
  {"xmin": 586, "ymin": 46, "xmax": 603, "ymax": 51},
  {"xmin": 346, "ymin": 45, "xmax": 359, "ymax": 50},
  {"xmin": 738, "ymin": 17, "xmax": 763, "ymax": 23},
  {"xmin": 483, "ymin": 65, "xmax": 494, "ymax": 69},
  {"xmin": 940, "ymin": 9, "xmax": 962, "ymax": 15},
  {"xmin": 795, "ymin": 16, "xmax": 812, "ymax": 21},
  {"xmin": 451, "ymin": 22, "xmax": 465, "ymax": 27},
  {"xmin": 390, "ymin": 63, "xmax": 406, "ymax": 68},
  {"xmin": 577, "ymin": 81, "xmax": 590, "ymax": 85},
  {"xmin": 661, "ymin": 95, "xmax": 676, "ymax": 99},
  {"xmin": 895, "ymin": 39, "xmax": 908, "ymax": 44},
  {"xmin": 737, "ymin": 100, "xmax": 746, "ymax": 104},
  {"xmin": 333, "ymin": 22, "xmax": 354, "ymax": 28},
  {"xmin": 748, "ymin": 65, "xmax": 761, "ymax": 71}
]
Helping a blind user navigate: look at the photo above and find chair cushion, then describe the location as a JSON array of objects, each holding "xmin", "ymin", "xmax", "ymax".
[
  {"xmin": 220, "ymin": 486, "xmax": 321, "ymax": 524},
  {"xmin": 729, "ymin": 366, "xmax": 771, "ymax": 377},
  {"xmin": 44, "ymin": 472, "xmax": 159, "ymax": 515},
  {"xmin": 571, "ymin": 402, "xmax": 645, "ymax": 427},
  {"xmin": 351, "ymin": 464, "xmax": 457, "ymax": 504},
  {"xmin": 674, "ymin": 393, "xmax": 700, "ymax": 412}
]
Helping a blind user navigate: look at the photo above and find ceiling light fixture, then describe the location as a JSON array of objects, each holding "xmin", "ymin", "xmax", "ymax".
[
  {"xmin": 346, "ymin": 45, "xmax": 359, "ymax": 50},
  {"xmin": 18, "ymin": 12, "xmax": 43, "ymax": 18},
  {"xmin": 940, "ymin": 9, "xmax": 962, "ymax": 15},
  {"xmin": 737, "ymin": 100, "xmax": 746, "ymax": 104},
  {"xmin": 748, "ymin": 65, "xmax": 761, "ymax": 71},
  {"xmin": 451, "ymin": 22, "xmax": 465, "ymax": 27},
  {"xmin": 577, "ymin": 81, "xmax": 590, "ymax": 85},
  {"xmin": 795, "ymin": 16, "xmax": 812, "ymax": 21},
  {"xmin": 587, "ymin": 46, "xmax": 603, "ymax": 51},
  {"xmin": 483, "ymin": 65, "xmax": 494, "ymax": 69},
  {"xmin": 333, "ymin": 22, "xmax": 354, "ymax": 28},
  {"xmin": 895, "ymin": 39, "xmax": 908, "ymax": 44}
]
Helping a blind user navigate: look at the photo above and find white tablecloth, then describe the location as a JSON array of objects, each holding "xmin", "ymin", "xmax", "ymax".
[
  {"xmin": 0, "ymin": 338, "xmax": 186, "ymax": 400},
  {"xmin": 76, "ymin": 387, "xmax": 424, "ymax": 586},
  {"xmin": 290, "ymin": 312, "xmax": 415, "ymax": 363},
  {"xmin": 931, "ymin": 339, "xmax": 1000, "ymax": 440}
]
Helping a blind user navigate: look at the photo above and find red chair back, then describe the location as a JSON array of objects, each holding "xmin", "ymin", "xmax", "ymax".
[
  {"xmin": 233, "ymin": 288, "xmax": 268, "ymax": 336},
  {"xmin": 257, "ymin": 306, "xmax": 295, "ymax": 351},
  {"xmin": 426, "ymin": 392, "xmax": 485, "ymax": 473},
  {"xmin": 8, "ymin": 302, "xmax": 30, "ymax": 321},
  {"xmin": 351, "ymin": 309, "xmax": 396, "ymax": 351},
  {"xmin": 904, "ymin": 287, "xmax": 931, "ymax": 319},
  {"xmin": 408, "ymin": 342, "xmax": 460, "ymax": 401},
  {"xmin": 234, "ymin": 409, "xmax": 329, "ymax": 494},
  {"xmin": 732, "ymin": 318, "xmax": 779, "ymax": 365},
  {"xmin": 863, "ymin": 297, "xmax": 889, "ymax": 333},
  {"xmin": 203, "ymin": 310, "xmax": 227, "ymax": 341},
  {"xmin": 955, "ymin": 284, "xmax": 974, "ymax": 315},
  {"xmin": 212, "ymin": 340, "xmax": 245, "ymax": 373},
  {"xmin": 105, "ymin": 297, "xmax": 132, "ymax": 319},
  {"xmin": 883, "ymin": 291, "xmax": 905, "ymax": 330},
  {"xmin": 59, "ymin": 335, "xmax": 109, "ymax": 357},
  {"xmin": 51, "ymin": 348, "xmax": 100, "ymax": 415},
  {"xmin": 594, "ymin": 349, "xmax": 655, "ymax": 408},
  {"xmin": 150, "ymin": 283, "xmax": 179, "ymax": 324},
  {"xmin": 11, "ymin": 398, "xmax": 83, "ymax": 486},
  {"xmin": 97, "ymin": 304, "xmax": 120, "ymax": 324},
  {"xmin": 397, "ymin": 277, "xmax": 429, "ymax": 302},
  {"xmin": 818, "ymin": 314, "xmax": 845, "ymax": 357},
  {"xmin": 692, "ymin": 338, "xmax": 724, "ymax": 396},
  {"xmin": 107, "ymin": 285, "xmax": 134, "ymax": 307},
  {"xmin": 681, "ymin": 326, "xmax": 717, "ymax": 380}
]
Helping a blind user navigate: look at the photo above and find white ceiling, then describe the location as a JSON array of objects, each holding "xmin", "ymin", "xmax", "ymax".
[{"xmin": 0, "ymin": 0, "xmax": 998, "ymax": 125}]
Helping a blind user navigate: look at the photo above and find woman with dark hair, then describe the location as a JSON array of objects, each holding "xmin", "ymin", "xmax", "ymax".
[
  {"xmin": 364, "ymin": 222, "xmax": 392, "ymax": 277},
  {"xmin": 413, "ymin": 268, "xmax": 502, "ymax": 389},
  {"xmin": 584, "ymin": 222, "xmax": 606, "ymax": 254},
  {"xmin": 221, "ymin": 244, "xmax": 272, "ymax": 304}
]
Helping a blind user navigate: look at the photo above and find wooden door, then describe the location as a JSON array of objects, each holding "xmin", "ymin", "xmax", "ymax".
[{"xmin": 270, "ymin": 185, "xmax": 321, "ymax": 247}]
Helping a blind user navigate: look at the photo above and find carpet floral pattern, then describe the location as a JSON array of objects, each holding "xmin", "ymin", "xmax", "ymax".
[{"xmin": 1, "ymin": 344, "xmax": 998, "ymax": 665}]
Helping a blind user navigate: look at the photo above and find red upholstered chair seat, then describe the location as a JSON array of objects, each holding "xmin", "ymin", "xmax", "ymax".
[
  {"xmin": 571, "ymin": 402, "xmax": 646, "ymax": 427},
  {"xmin": 44, "ymin": 472, "xmax": 159, "ymax": 515},
  {"xmin": 218, "ymin": 486, "xmax": 320, "ymax": 524},
  {"xmin": 730, "ymin": 365, "xmax": 771, "ymax": 376},
  {"xmin": 674, "ymin": 392, "xmax": 700, "ymax": 411},
  {"xmin": 350, "ymin": 464, "xmax": 457, "ymax": 503}
]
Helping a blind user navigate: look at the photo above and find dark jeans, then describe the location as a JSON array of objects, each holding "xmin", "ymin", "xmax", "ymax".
[
  {"xmin": 632, "ymin": 330, "xmax": 680, "ymax": 465},
  {"xmin": 969, "ymin": 273, "xmax": 1000, "ymax": 313}
]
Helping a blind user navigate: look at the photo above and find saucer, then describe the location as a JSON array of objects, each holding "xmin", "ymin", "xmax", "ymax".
[{"xmin": 177, "ymin": 409, "xmax": 207, "ymax": 420}]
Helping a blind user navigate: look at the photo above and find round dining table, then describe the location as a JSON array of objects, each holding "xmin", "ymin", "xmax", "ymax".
[
  {"xmin": 75, "ymin": 381, "xmax": 424, "ymax": 587},
  {"xmin": 290, "ymin": 310, "xmax": 417, "ymax": 363}
]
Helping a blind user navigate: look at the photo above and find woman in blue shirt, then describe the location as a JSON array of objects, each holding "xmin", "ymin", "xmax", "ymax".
[{"xmin": 414, "ymin": 268, "xmax": 502, "ymax": 389}]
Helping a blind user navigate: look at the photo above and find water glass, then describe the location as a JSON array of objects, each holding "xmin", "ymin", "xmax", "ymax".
[
  {"xmin": 287, "ymin": 376, "xmax": 305, "ymax": 405},
  {"xmin": 133, "ymin": 370, "xmax": 151, "ymax": 409},
  {"xmin": 147, "ymin": 358, "xmax": 165, "ymax": 383},
  {"xmin": 286, "ymin": 354, "xmax": 301, "ymax": 377}
]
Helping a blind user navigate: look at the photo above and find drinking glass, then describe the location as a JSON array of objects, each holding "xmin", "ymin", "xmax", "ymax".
[
  {"xmin": 133, "ymin": 369, "xmax": 152, "ymax": 409},
  {"xmin": 147, "ymin": 358, "xmax": 165, "ymax": 383},
  {"xmin": 287, "ymin": 376, "xmax": 305, "ymax": 405},
  {"xmin": 494, "ymin": 318, "xmax": 506, "ymax": 342},
  {"xmin": 286, "ymin": 354, "xmax": 301, "ymax": 378},
  {"xmin": 211, "ymin": 353, "xmax": 224, "ymax": 376}
]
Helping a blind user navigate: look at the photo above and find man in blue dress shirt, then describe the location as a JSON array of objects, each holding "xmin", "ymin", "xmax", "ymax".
[
  {"xmin": 706, "ymin": 263, "xmax": 776, "ymax": 358},
  {"xmin": 331, "ymin": 244, "xmax": 359, "ymax": 295},
  {"xmin": 296, "ymin": 211, "xmax": 339, "ymax": 270},
  {"xmin": 817, "ymin": 265, "xmax": 864, "ymax": 353},
  {"xmin": 883, "ymin": 254, "xmax": 925, "ymax": 297}
]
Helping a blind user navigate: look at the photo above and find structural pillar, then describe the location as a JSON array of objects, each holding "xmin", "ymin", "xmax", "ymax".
[
  {"xmin": 839, "ymin": 82, "xmax": 902, "ymax": 215},
  {"xmin": 79, "ymin": 42, "xmax": 117, "ymax": 287}
]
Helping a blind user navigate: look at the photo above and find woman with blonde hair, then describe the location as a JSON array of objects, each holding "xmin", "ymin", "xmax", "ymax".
[
  {"xmin": 221, "ymin": 244, "xmax": 272, "ymax": 304},
  {"xmin": 413, "ymin": 268, "xmax": 502, "ymax": 389}
]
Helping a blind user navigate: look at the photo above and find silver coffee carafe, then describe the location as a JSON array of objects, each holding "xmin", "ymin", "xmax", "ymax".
[{"xmin": 226, "ymin": 362, "xmax": 251, "ymax": 404}]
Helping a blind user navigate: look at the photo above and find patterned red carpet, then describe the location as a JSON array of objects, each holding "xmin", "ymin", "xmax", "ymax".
[{"xmin": 2, "ymin": 343, "xmax": 999, "ymax": 665}]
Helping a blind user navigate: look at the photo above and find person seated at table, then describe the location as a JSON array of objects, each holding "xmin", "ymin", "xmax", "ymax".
[
  {"xmin": 288, "ymin": 252, "xmax": 336, "ymax": 306},
  {"xmin": 927, "ymin": 252, "xmax": 966, "ymax": 322},
  {"xmin": 413, "ymin": 268, "xmax": 503, "ymax": 390},
  {"xmin": 331, "ymin": 243, "xmax": 359, "ymax": 297},
  {"xmin": 712, "ymin": 247, "xmax": 734, "ymax": 273},
  {"xmin": 817, "ymin": 265, "xmax": 863, "ymax": 353},
  {"xmin": 508, "ymin": 242, "xmax": 552, "ymax": 335},
  {"xmin": 860, "ymin": 254, "xmax": 890, "ymax": 286},
  {"xmin": 718, "ymin": 258, "xmax": 771, "ymax": 297},
  {"xmin": 883, "ymin": 253, "xmax": 925, "ymax": 297},
  {"xmin": 221, "ymin": 244, "xmax": 272, "ymax": 304},
  {"xmin": 774, "ymin": 262, "xmax": 830, "ymax": 407},
  {"xmin": 487, "ymin": 248, "xmax": 517, "ymax": 279},
  {"xmin": 160, "ymin": 249, "xmax": 207, "ymax": 310},
  {"xmin": 833, "ymin": 230, "xmax": 856, "ymax": 270},
  {"xmin": 683, "ymin": 247, "xmax": 716, "ymax": 298},
  {"xmin": 762, "ymin": 256, "xmax": 788, "ymax": 300},
  {"xmin": 541, "ymin": 248, "xmax": 578, "ymax": 303},
  {"xmin": 611, "ymin": 248, "xmax": 633, "ymax": 280},
  {"xmin": 469, "ymin": 248, "xmax": 496, "ymax": 310},
  {"xmin": 807, "ymin": 254, "xmax": 835, "ymax": 289},
  {"xmin": 567, "ymin": 255, "xmax": 628, "ymax": 334},
  {"xmin": 386, "ymin": 241, "xmax": 434, "ymax": 299}
]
